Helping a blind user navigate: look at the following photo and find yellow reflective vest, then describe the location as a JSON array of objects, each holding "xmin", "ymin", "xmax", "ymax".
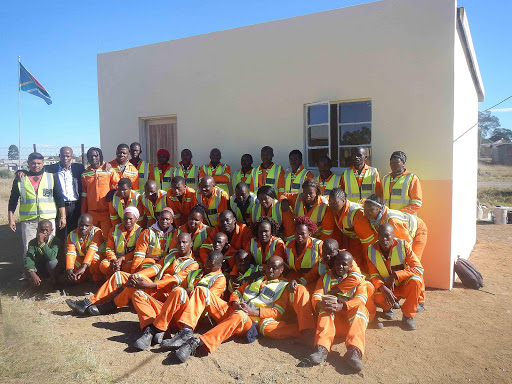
[{"xmin": 18, "ymin": 172, "xmax": 57, "ymax": 221}]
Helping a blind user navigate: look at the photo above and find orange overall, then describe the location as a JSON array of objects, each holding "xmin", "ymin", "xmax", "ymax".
[
  {"xmin": 108, "ymin": 190, "xmax": 142, "ymax": 227},
  {"xmin": 99, "ymin": 224, "xmax": 144, "ymax": 276},
  {"xmin": 249, "ymin": 163, "xmax": 286, "ymax": 196},
  {"xmin": 367, "ymin": 239, "xmax": 424, "ymax": 318},
  {"xmin": 166, "ymin": 186, "xmax": 196, "ymax": 228},
  {"xmin": 284, "ymin": 237, "xmax": 323, "ymax": 286},
  {"xmin": 311, "ymin": 271, "xmax": 369, "ymax": 354},
  {"xmin": 88, "ymin": 250, "xmax": 199, "ymax": 309},
  {"xmin": 132, "ymin": 269, "xmax": 226, "ymax": 330},
  {"xmin": 282, "ymin": 193, "xmax": 335, "ymax": 240},
  {"xmin": 81, "ymin": 164, "xmax": 119, "ymax": 238},
  {"xmin": 109, "ymin": 159, "xmax": 140, "ymax": 191},
  {"xmin": 199, "ymin": 163, "xmax": 231, "ymax": 193},
  {"xmin": 193, "ymin": 187, "xmax": 230, "ymax": 227},
  {"xmin": 199, "ymin": 223, "xmax": 252, "ymax": 265},
  {"xmin": 382, "ymin": 170, "xmax": 422, "ymax": 215},
  {"xmin": 65, "ymin": 226, "xmax": 105, "ymax": 282},
  {"xmin": 132, "ymin": 225, "xmax": 175, "ymax": 271},
  {"xmin": 340, "ymin": 164, "xmax": 383, "ymax": 202}
]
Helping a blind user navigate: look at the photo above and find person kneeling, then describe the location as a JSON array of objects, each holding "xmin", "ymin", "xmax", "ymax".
[{"xmin": 25, "ymin": 220, "xmax": 60, "ymax": 289}]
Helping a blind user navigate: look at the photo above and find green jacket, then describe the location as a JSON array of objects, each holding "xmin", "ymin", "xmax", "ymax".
[{"xmin": 25, "ymin": 236, "xmax": 60, "ymax": 272}]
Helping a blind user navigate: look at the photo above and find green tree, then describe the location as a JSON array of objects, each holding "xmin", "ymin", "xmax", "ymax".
[
  {"xmin": 8, "ymin": 145, "xmax": 19, "ymax": 160},
  {"xmin": 489, "ymin": 128, "xmax": 512, "ymax": 142},
  {"xmin": 478, "ymin": 111, "xmax": 500, "ymax": 138}
]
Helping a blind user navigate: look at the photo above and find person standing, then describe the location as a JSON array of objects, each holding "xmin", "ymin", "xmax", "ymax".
[
  {"xmin": 340, "ymin": 147, "xmax": 381, "ymax": 203},
  {"xmin": 173, "ymin": 149, "xmax": 199, "ymax": 189},
  {"xmin": 109, "ymin": 144, "xmax": 139, "ymax": 191},
  {"xmin": 199, "ymin": 148, "xmax": 231, "ymax": 194},
  {"xmin": 382, "ymin": 151, "xmax": 422, "ymax": 214},
  {"xmin": 155, "ymin": 148, "xmax": 174, "ymax": 191},
  {"xmin": 250, "ymin": 146, "xmax": 285, "ymax": 196},
  {"xmin": 284, "ymin": 150, "xmax": 313, "ymax": 193},
  {"xmin": 315, "ymin": 156, "xmax": 341, "ymax": 196},
  {"xmin": 129, "ymin": 142, "xmax": 155, "ymax": 193},
  {"xmin": 231, "ymin": 154, "xmax": 254, "ymax": 192},
  {"xmin": 8, "ymin": 152, "xmax": 66, "ymax": 278}
]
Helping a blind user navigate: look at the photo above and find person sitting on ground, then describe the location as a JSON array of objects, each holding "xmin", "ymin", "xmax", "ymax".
[
  {"xmin": 99, "ymin": 207, "xmax": 144, "ymax": 277},
  {"xmin": 65, "ymin": 232, "xmax": 197, "ymax": 317},
  {"xmin": 228, "ymin": 249, "xmax": 261, "ymax": 293},
  {"xmin": 173, "ymin": 256, "xmax": 315, "ymax": 363},
  {"xmin": 284, "ymin": 149, "xmax": 313, "ymax": 193},
  {"xmin": 193, "ymin": 176, "xmax": 229, "ymax": 227},
  {"xmin": 65, "ymin": 213, "xmax": 105, "ymax": 284},
  {"xmin": 132, "ymin": 250, "xmax": 226, "ymax": 351},
  {"xmin": 382, "ymin": 151, "xmax": 422, "ymax": 214},
  {"xmin": 139, "ymin": 180, "xmax": 167, "ymax": 228},
  {"xmin": 242, "ymin": 217, "xmax": 285, "ymax": 269},
  {"xmin": 229, "ymin": 182, "xmax": 257, "ymax": 226},
  {"xmin": 315, "ymin": 155, "xmax": 341, "ymax": 196},
  {"xmin": 199, "ymin": 148, "xmax": 231, "ymax": 194},
  {"xmin": 367, "ymin": 224, "xmax": 424, "ymax": 331},
  {"xmin": 283, "ymin": 216, "xmax": 323, "ymax": 288},
  {"xmin": 250, "ymin": 186, "xmax": 294, "ymax": 239},
  {"xmin": 232, "ymin": 154, "xmax": 255, "ymax": 193},
  {"xmin": 198, "ymin": 232, "xmax": 234, "ymax": 273},
  {"xmin": 281, "ymin": 178, "xmax": 335, "ymax": 241},
  {"xmin": 308, "ymin": 251, "xmax": 369, "ymax": 371},
  {"xmin": 166, "ymin": 176, "xmax": 196, "ymax": 228},
  {"xmin": 109, "ymin": 178, "xmax": 142, "ymax": 227},
  {"xmin": 24, "ymin": 220, "xmax": 60, "ymax": 288},
  {"xmin": 170, "ymin": 205, "xmax": 211, "ymax": 259},
  {"xmin": 200, "ymin": 210, "xmax": 252, "ymax": 266}
]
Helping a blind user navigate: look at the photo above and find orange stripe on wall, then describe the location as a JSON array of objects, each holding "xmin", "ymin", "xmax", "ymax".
[{"xmin": 417, "ymin": 179, "xmax": 452, "ymax": 289}]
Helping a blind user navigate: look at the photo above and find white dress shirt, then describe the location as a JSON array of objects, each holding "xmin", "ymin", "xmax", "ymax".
[{"xmin": 57, "ymin": 164, "xmax": 79, "ymax": 202}]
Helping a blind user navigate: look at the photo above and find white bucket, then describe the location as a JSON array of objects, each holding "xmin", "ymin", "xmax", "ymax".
[{"xmin": 493, "ymin": 207, "xmax": 508, "ymax": 225}]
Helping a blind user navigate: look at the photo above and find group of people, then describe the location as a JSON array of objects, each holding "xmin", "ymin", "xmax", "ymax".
[{"xmin": 8, "ymin": 142, "xmax": 427, "ymax": 372}]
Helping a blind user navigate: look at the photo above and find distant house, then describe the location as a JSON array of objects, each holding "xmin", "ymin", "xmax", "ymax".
[
  {"xmin": 492, "ymin": 143, "xmax": 512, "ymax": 165},
  {"xmin": 97, "ymin": 0, "xmax": 484, "ymax": 289},
  {"xmin": 44, "ymin": 156, "xmax": 60, "ymax": 166}
]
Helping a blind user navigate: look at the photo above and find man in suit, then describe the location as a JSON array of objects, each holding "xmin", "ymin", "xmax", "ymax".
[{"xmin": 45, "ymin": 147, "xmax": 84, "ymax": 236}]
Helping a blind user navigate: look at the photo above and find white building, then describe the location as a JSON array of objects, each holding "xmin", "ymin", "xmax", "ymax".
[{"xmin": 97, "ymin": 0, "xmax": 484, "ymax": 289}]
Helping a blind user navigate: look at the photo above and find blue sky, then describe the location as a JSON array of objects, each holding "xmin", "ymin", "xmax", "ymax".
[{"xmin": 0, "ymin": 0, "xmax": 510, "ymax": 157}]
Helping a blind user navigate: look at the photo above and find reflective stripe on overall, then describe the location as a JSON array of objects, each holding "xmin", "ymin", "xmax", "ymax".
[
  {"xmin": 343, "ymin": 167, "xmax": 377, "ymax": 201},
  {"xmin": 382, "ymin": 173, "xmax": 414, "ymax": 210},
  {"xmin": 285, "ymin": 237, "xmax": 322, "ymax": 271}
]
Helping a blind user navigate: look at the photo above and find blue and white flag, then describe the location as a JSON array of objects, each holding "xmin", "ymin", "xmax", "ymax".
[{"xmin": 19, "ymin": 62, "xmax": 52, "ymax": 105}]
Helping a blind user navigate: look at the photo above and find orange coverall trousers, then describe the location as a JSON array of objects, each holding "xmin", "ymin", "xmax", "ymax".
[{"xmin": 373, "ymin": 277, "xmax": 423, "ymax": 318}]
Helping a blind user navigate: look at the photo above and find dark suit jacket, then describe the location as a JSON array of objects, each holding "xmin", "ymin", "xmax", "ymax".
[{"xmin": 45, "ymin": 162, "xmax": 84, "ymax": 208}]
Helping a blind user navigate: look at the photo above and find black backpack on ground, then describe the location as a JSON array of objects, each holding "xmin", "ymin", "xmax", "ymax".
[{"xmin": 454, "ymin": 256, "xmax": 484, "ymax": 289}]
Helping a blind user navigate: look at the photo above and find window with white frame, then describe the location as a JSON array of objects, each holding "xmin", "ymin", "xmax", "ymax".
[{"xmin": 305, "ymin": 100, "xmax": 372, "ymax": 168}]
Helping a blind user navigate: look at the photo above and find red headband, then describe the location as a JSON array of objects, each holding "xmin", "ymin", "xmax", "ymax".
[{"xmin": 157, "ymin": 149, "xmax": 170, "ymax": 158}]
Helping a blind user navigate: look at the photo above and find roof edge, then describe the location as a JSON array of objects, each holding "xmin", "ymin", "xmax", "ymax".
[{"xmin": 457, "ymin": 7, "xmax": 485, "ymax": 102}]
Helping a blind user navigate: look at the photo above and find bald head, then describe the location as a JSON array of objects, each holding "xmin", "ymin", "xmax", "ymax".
[
  {"xmin": 334, "ymin": 250, "xmax": 354, "ymax": 277},
  {"xmin": 378, "ymin": 223, "xmax": 395, "ymax": 252},
  {"xmin": 212, "ymin": 232, "xmax": 229, "ymax": 252},
  {"xmin": 265, "ymin": 256, "xmax": 285, "ymax": 280},
  {"xmin": 379, "ymin": 223, "xmax": 395, "ymax": 237}
]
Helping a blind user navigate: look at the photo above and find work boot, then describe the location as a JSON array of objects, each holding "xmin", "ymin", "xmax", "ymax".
[
  {"xmin": 369, "ymin": 318, "xmax": 384, "ymax": 329},
  {"xmin": 87, "ymin": 300, "xmax": 117, "ymax": 316},
  {"xmin": 416, "ymin": 302, "xmax": 425, "ymax": 313},
  {"xmin": 344, "ymin": 346, "xmax": 363, "ymax": 372},
  {"xmin": 402, "ymin": 315, "xmax": 417, "ymax": 331},
  {"xmin": 392, "ymin": 302, "xmax": 401, "ymax": 309},
  {"xmin": 66, "ymin": 298, "xmax": 93, "ymax": 315},
  {"xmin": 161, "ymin": 326, "xmax": 194, "ymax": 350},
  {"xmin": 153, "ymin": 331, "xmax": 165, "ymax": 345},
  {"xmin": 134, "ymin": 325, "xmax": 156, "ymax": 351},
  {"xmin": 309, "ymin": 345, "xmax": 328, "ymax": 365},
  {"xmin": 381, "ymin": 308, "xmax": 394, "ymax": 320},
  {"xmin": 175, "ymin": 337, "xmax": 204, "ymax": 363}
]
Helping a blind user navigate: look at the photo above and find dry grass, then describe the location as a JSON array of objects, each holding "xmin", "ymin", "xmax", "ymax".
[
  {"xmin": 477, "ymin": 187, "xmax": 512, "ymax": 207},
  {"xmin": 0, "ymin": 295, "xmax": 114, "ymax": 384},
  {"xmin": 0, "ymin": 177, "xmax": 14, "ymax": 225},
  {"xmin": 478, "ymin": 161, "xmax": 512, "ymax": 182}
]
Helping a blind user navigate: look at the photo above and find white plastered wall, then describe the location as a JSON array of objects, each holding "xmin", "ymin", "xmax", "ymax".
[{"xmin": 450, "ymin": 10, "xmax": 479, "ymax": 286}]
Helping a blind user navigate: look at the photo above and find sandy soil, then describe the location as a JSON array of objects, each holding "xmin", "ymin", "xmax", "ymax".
[{"xmin": 1, "ymin": 224, "xmax": 511, "ymax": 384}]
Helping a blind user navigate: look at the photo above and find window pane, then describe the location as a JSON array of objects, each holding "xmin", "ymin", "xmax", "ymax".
[
  {"xmin": 339, "ymin": 124, "xmax": 371, "ymax": 145},
  {"xmin": 308, "ymin": 104, "xmax": 329, "ymax": 125},
  {"xmin": 339, "ymin": 100, "xmax": 371, "ymax": 123},
  {"xmin": 339, "ymin": 146, "xmax": 372, "ymax": 168},
  {"xmin": 308, "ymin": 148, "xmax": 329, "ymax": 167},
  {"xmin": 308, "ymin": 125, "xmax": 329, "ymax": 146}
]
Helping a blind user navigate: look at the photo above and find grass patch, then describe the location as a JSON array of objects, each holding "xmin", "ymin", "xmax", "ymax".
[
  {"xmin": 0, "ymin": 169, "xmax": 13, "ymax": 179},
  {"xmin": 478, "ymin": 161, "xmax": 512, "ymax": 182},
  {"xmin": 477, "ymin": 187, "xmax": 512, "ymax": 207},
  {"xmin": 0, "ymin": 296, "xmax": 114, "ymax": 384}
]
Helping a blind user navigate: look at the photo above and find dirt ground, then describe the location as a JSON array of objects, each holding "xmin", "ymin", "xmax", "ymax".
[{"xmin": 1, "ymin": 222, "xmax": 511, "ymax": 384}]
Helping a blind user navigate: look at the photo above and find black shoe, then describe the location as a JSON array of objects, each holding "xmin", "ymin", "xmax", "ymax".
[
  {"xmin": 369, "ymin": 318, "xmax": 384, "ymax": 329},
  {"xmin": 298, "ymin": 328, "xmax": 315, "ymax": 347},
  {"xmin": 344, "ymin": 346, "xmax": 363, "ymax": 372},
  {"xmin": 87, "ymin": 300, "xmax": 117, "ymax": 316},
  {"xmin": 416, "ymin": 302, "xmax": 425, "ymax": 313},
  {"xmin": 402, "ymin": 315, "xmax": 417, "ymax": 331},
  {"xmin": 66, "ymin": 298, "xmax": 93, "ymax": 315},
  {"xmin": 175, "ymin": 337, "xmax": 203, "ymax": 363},
  {"xmin": 161, "ymin": 327, "xmax": 194, "ymax": 350},
  {"xmin": 134, "ymin": 326, "xmax": 156, "ymax": 351},
  {"xmin": 309, "ymin": 345, "xmax": 328, "ymax": 365},
  {"xmin": 153, "ymin": 331, "xmax": 165, "ymax": 345},
  {"xmin": 381, "ymin": 309, "xmax": 394, "ymax": 320}
]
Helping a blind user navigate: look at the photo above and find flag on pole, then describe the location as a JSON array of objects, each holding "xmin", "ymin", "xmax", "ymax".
[{"xmin": 19, "ymin": 62, "xmax": 52, "ymax": 105}]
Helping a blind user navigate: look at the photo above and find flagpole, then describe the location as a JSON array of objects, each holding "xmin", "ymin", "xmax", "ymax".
[{"xmin": 18, "ymin": 56, "xmax": 21, "ymax": 169}]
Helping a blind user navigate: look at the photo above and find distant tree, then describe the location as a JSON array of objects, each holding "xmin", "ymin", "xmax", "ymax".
[
  {"xmin": 489, "ymin": 128, "xmax": 512, "ymax": 143},
  {"xmin": 8, "ymin": 145, "xmax": 19, "ymax": 160},
  {"xmin": 478, "ymin": 111, "xmax": 500, "ymax": 138}
]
